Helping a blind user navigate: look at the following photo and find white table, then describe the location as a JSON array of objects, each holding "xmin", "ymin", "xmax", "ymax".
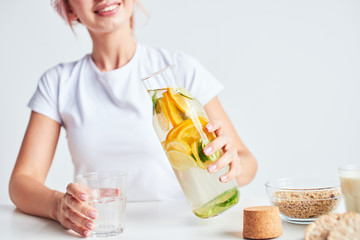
[{"xmin": 0, "ymin": 199, "xmax": 307, "ymax": 240}]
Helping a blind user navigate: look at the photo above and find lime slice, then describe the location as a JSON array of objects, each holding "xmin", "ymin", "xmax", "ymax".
[
  {"xmin": 191, "ymin": 138, "xmax": 221, "ymax": 169},
  {"xmin": 215, "ymin": 187, "xmax": 239, "ymax": 207},
  {"xmin": 191, "ymin": 141, "xmax": 207, "ymax": 169},
  {"xmin": 176, "ymin": 87, "xmax": 194, "ymax": 99},
  {"xmin": 152, "ymin": 92, "xmax": 159, "ymax": 113},
  {"xmin": 166, "ymin": 150, "xmax": 197, "ymax": 170},
  {"xmin": 198, "ymin": 139, "xmax": 221, "ymax": 163}
]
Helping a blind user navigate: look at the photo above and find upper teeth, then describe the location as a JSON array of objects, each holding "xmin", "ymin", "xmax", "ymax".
[{"xmin": 99, "ymin": 4, "xmax": 118, "ymax": 13}]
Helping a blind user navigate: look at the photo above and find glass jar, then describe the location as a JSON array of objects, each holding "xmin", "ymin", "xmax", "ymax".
[{"xmin": 142, "ymin": 66, "xmax": 239, "ymax": 218}]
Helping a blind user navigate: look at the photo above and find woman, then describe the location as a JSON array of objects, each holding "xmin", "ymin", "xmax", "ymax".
[{"xmin": 9, "ymin": 0, "xmax": 257, "ymax": 237}]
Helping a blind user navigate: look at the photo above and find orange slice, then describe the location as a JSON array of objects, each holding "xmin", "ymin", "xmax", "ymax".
[
  {"xmin": 166, "ymin": 117, "xmax": 212, "ymax": 140},
  {"xmin": 206, "ymin": 131, "xmax": 217, "ymax": 141},
  {"xmin": 176, "ymin": 121, "xmax": 202, "ymax": 146},
  {"xmin": 163, "ymin": 91, "xmax": 186, "ymax": 127},
  {"xmin": 155, "ymin": 97, "xmax": 170, "ymax": 131},
  {"xmin": 167, "ymin": 87, "xmax": 190, "ymax": 114},
  {"xmin": 175, "ymin": 117, "xmax": 213, "ymax": 145},
  {"xmin": 166, "ymin": 117, "xmax": 201, "ymax": 141},
  {"xmin": 166, "ymin": 123, "xmax": 182, "ymax": 141},
  {"xmin": 165, "ymin": 139, "xmax": 192, "ymax": 155},
  {"xmin": 166, "ymin": 150, "xmax": 197, "ymax": 170}
]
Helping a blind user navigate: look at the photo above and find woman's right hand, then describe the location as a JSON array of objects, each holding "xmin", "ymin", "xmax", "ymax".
[
  {"xmin": 9, "ymin": 112, "xmax": 98, "ymax": 237},
  {"xmin": 55, "ymin": 183, "xmax": 98, "ymax": 237}
]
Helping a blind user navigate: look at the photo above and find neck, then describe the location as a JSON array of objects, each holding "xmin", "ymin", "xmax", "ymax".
[{"xmin": 89, "ymin": 26, "xmax": 136, "ymax": 72}]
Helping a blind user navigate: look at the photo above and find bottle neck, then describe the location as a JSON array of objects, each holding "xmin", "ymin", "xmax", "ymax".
[{"xmin": 141, "ymin": 65, "xmax": 179, "ymax": 92}]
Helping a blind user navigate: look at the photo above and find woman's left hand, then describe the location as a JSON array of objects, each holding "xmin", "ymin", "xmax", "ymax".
[
  {"xmin": 203, "ymin": 119, "xmax": 242, "ymax": 183},
  {"xmin": 203, "ymin": 97, "xmax": 257, "ymax": 186}
]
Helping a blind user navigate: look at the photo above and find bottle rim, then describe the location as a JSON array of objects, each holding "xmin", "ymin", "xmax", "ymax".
[{"xmin": 142, "ymin": 65, "xmax": 175, "ymax": 81}]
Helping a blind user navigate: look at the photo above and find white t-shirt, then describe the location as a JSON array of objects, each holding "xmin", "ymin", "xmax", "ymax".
[{"xmin": 28, "ymin": 43, "xmax": 223, "ymax": 201}]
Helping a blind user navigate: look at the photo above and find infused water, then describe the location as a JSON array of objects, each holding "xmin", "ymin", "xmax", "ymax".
[{"xmin": 148, "ymin": 86, "xmax": 239, "ymax": 218}]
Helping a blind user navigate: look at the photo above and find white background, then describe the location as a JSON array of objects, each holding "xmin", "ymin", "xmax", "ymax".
[{"xmin": 0, "ymin": 0, "xmax": 359, "ymax": 204}]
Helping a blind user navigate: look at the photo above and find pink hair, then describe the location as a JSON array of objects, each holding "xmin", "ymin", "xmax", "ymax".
[
  {"xmin": 51, "ymin": 0, "xmax": 74, "ymax": 26},
  {"xmin": 51, "ymin": 0, "xmax": 149, "ymax": 29}
]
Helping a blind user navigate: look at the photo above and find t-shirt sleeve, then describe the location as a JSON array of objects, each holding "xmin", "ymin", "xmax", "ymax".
[
  {"xmin": 27, "ymin": 66, "xmax": 62, "ymax": 124},
  {"xmin": 174, "ymin": 52, "xmax": 224, "ymax": 105}
]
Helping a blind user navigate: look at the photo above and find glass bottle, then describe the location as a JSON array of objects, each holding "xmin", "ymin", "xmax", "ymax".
[{"xmin": 142, "ymin": 66, "xmax": 239, "ymax": 218}]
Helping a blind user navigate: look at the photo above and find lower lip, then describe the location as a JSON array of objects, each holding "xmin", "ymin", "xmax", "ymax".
[{"xmin": 95, "ymin": 3, "xmax": 121, "ymax": 17}]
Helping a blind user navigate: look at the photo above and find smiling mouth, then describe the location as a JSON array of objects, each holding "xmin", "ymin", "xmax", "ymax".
[{"xmin": 94, "ymin": 3, "xmax": 121, "ymax": 14}]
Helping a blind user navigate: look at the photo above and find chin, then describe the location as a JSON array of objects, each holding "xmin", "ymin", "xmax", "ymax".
[{"xmin": 90, "ymin": 19, "xmax": 132, "ymax": 34}]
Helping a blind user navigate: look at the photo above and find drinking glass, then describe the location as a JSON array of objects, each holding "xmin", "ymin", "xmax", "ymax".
[
  {"xmin": 338, "ymin": 164, "xmax": 360, "ymax": 213},
  {"xmin": 76, "ymin": 171, "xmax": 127, "ymax": 237}
]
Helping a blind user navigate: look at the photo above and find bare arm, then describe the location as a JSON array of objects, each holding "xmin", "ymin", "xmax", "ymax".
[
  {"xmin": 9, "ymin": 111, "xmax": 62, "ymax": 219},
  {"xmin": 204, "ymin": 97, "xmax": 257, "ymax": 186},
  {"xmin": 9, "ymin": 111, "xmax": 96, "ymax": 237}
]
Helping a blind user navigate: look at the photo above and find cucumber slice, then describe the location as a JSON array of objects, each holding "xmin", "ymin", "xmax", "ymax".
[{"xmin": 216, "ymin": 187, "xmax": 239, "ymax": 207}]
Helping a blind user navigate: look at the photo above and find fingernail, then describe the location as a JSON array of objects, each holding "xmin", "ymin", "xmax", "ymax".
[
  {"xmin": 220, "ymin": 175, "xmax": 228, "ymax": 182},
  {"xmin": 206, "ymin": 124, "xmax": 213, "ymax": 131},
  {"xmin": 86, "ymin": 222, "xmax": 95, "ymax": 230},
  {"xmin": 79, "ymin": 193, "xmax": 87, "ymax": 201},
  {"xmin": 204, "ymin": 146, "xmax": 212, "ymax": 155},
  {"xmin": 89, "ymin": 211, "xmax": 97, "ymax": 219},
  {"xmin": 83, "ymin": 230, "xmax": 90, "ymax": 237},
  {"xmin": 208, "ymin": 164, "xmax": 217, "ymax": 172}
]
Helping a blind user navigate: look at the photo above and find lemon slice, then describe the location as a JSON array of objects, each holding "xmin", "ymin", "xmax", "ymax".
[
  {"xmin": 165, "ymin": 139, "xmax": 192, "ymax": 155},
  {"xmin": 161, "ymin": 141, "xmax": 166, "ymax": 149},
  {"xmin": 168, "ymin": 87, "xmax": 190, "ymax": 114},
  {"xmin": 155, "ymin": 97, "xmax": 170, "ymax": 131},
  {"xmin": 166, "ymin": 150, "xmax": 197, "ymax": 170}
]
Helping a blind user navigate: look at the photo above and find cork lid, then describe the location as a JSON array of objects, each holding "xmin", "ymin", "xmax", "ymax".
[
  {"xmin": 243, "ymin": 206, "xmax": 282, "ymax": 239},
  {"xmin": 244, "ymin": 206, "xmax": 277, "ymax": 211}
]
